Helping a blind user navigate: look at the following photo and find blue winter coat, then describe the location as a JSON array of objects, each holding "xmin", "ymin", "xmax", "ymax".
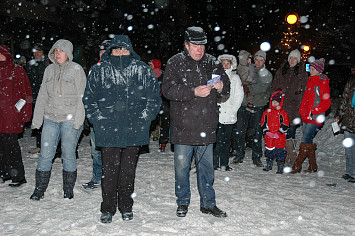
[{"xmin": 83, "ymin": 35, "xmax": 161, "ymax": 147}]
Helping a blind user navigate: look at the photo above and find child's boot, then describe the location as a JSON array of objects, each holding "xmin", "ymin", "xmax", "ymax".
[{"xmin": 263, "ymin": 159, "xmax": 273, "ymax": 171}]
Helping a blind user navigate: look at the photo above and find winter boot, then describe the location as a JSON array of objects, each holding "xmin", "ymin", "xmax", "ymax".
[
  {"xmin": 304, "ymin": 143, "xmax": 318, "ymax": 173},
  {"xmin": 63, "ymin": 170, "xmax": 77, "ymax": 199},
  {"xmin": 263, "ymin": 159, "xmax": 273, "ymax": 171},
  {"xmin": 285, "ymin": 139, "xmax": 297, "ymax": 166},
  {"xmin": 276, "ymin": 161, "xmax": 285, "ymax": 174},
  {"xmin": 159, "ymin": 144, "xmax": 166, "ymax": 152},
  {"xmin": 30, "ymin": 170, "xmax": 51, "ymax": 200},
  {"xmin": 291, "ymin": 142, "xmax": 314, "ymax": 173}
]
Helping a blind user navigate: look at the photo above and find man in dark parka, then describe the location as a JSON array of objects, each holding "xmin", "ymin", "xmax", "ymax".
[
  {"xmin": 84, "ymin": 35, "xmax": 161, "ymax": 224},
  {"xmin": 162, "ymin": 27, "xmax": 230, "ymax": 218}
]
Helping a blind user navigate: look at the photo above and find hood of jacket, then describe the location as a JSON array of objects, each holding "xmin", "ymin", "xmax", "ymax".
[
  {"xmin": 218, "ymin": 54, "xmax": 238, "ymax": 70},
  {"xmin": 48, "ymin": 39, "xmax": 73, "ymax": 64},
  {"xmin": 101, "ymin": 35, "xmax": 141, "ymax": 62},
  {"xmin": 269, "ymin": 90, "xmax": 284, "ymax": 110},
  {"xmin": 238, "ymin": 50, "xmax": 251, "ymax": 66},
  {"xmin": 0, "ymin": 45, "xmax": 14, "ymax": 65}
]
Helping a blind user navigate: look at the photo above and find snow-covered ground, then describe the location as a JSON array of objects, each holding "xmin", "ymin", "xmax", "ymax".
[{"xmin": 1, "ymin": 116, "xmax": 355, "ymax": 236}]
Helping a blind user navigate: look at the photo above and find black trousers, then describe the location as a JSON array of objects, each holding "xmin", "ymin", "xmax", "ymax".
[
  {"xmin": 0, "ymin": 133, "xmax": 25, "ymax": 181},
  {"xmin": 100, "ymin": 146, "xmax": 139, "ymax": 215}
]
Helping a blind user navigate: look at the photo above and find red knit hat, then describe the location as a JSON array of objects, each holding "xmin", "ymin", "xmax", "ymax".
[
  {"xmin": 310, "ymin": 58, "xmax": 325, "ymax": 73},
  {"xmin": 148, "ymin": 59, "xmax": 161, "ymax": 69},
  {"xmin": 272, "ymin": 92, "xmax": 282, "ymax": 103}
]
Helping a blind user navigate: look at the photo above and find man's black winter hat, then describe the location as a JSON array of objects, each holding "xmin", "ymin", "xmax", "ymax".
[
  {"xmin": 184, "ymin": 27, "xmax": 207, "ymax": 45},
  {"xmin": 33, "ymin": 43, "xmax": 44, "ymax": 51}
]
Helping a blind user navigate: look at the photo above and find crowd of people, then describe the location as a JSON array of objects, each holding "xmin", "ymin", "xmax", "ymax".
[{"xmin": 1, "ymin": 25, "xmax": 354, "ymax": 224}]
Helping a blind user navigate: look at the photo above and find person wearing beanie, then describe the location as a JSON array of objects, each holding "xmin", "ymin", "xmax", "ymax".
[
  {"xmin": 271, "ymin": 49, "xmax": 308, "ymax": 167},
  {"xmin": 0, "ymin": 45, "xmax": 33, "ymax": 187},
  {"xmin": 30, "ymin": 39, "xmax": 87, "ymax": 200},
  {"xmin": 261, "ymin": 90, "xmax": 289, "ymax": 173},
  {"xmin": 232, "ymin": 49, "xmax": 272, "ymax": 167},
  {"xmin": 291, "ymin": 58, "xmax": 331, "ymax": 173},
  {"xmin": 163, "ymin": 26, "xmax": 230, "ymax": 218},
  {"xmin": 98, "ymin": 39, "xmax": 111, "ymax": 63},
  {"xmin": 26, "ymin": 43, "xmax": 50, "ymax": 155},
  {"xmin": 82, "ymin": 39, "xmax": 111, "ymax": 191},
  {"xmin": 213, "ymin": 54, "xmax": 244, "ymax": 172}
]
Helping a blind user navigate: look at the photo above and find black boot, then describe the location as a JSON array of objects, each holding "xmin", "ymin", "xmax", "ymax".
[
  {"xmin": 30, "ymin": 170, "xmax": 51, "ymax": 200},
  {"xmin": 263, "ymin": 159, "xmax": 273, "ymax": 171},
  {"xmin": 276, "ymin": 161, "xmax": 285, "ymax": 174},
  {"xmin": 63, "ymin": 170, "xmax": 77, "ymax": 199}
]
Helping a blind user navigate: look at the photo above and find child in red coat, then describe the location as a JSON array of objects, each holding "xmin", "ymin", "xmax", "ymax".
[{"xmin": 261, "ymin": 91, "xmax": 289, "ymax": 173}]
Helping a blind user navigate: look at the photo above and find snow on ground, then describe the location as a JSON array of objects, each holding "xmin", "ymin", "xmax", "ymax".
[{"xmin": 1, "ymin": 117, "xmax": 355, "ymax": 236}]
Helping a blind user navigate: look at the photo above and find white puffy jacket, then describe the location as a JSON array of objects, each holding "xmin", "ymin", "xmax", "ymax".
[{"xmin": 217, "ymin": 54, "xmax": 244, "ymax": 124}]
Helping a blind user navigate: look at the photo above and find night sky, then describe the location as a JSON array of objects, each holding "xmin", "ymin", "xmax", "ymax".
[{"xmin": 0, "ymin": 0, "xmax": 354, "ymax": 79}]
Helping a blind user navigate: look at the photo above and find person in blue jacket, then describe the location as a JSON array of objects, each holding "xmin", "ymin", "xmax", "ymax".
[{"xmin": 84, "ymin": 35, "xmax": 161, "ymax": 224}]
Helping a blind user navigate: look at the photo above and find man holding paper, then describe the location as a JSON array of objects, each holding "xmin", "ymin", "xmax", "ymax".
[{"xmin": 163, "ymin": 26, "xmax": 230, "ymax": 218}]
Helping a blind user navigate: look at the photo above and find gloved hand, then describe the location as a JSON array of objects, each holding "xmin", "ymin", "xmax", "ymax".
[{"xmin": 266, "ymin": 132, "xmax": 279, "ymax": 139}]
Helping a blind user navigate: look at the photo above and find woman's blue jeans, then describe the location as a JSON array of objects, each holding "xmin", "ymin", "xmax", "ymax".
[
  {"xmin": 301, "ymin": 122, "xmax": 320, "ymax": 144},
  {"xmin": 37, "ymin": 119, "xmax": 83, "ymax": 172},
  {"xmin": 174, "ymin": 144, "xmax": 216, "ymax": 208}
]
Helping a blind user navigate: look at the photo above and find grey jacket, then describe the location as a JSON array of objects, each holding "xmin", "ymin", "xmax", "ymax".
[
  {"xmin": 31, "ymin": 39, "xmax": 87, "ymax": 129},
  {"xmin": 242, "ymin": 65, "xmax": 272, "ymax": 107}
]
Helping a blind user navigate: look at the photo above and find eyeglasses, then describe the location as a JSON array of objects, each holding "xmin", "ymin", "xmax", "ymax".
[{"xmin": 112, "ymin": 47, "xmax": 129, "ymax": 53}]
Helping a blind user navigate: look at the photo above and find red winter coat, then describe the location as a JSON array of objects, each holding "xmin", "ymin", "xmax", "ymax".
[
  {"xmin": 261, "ymin": 91, "xmax": 289, "ymax": 149},
  {"xmin": 0, "ymin": 45, "xmax": 32, "ymax": 134},
  {"xmin": 299, "ymin": 73, "xmax": 331, "ymax": 126}
]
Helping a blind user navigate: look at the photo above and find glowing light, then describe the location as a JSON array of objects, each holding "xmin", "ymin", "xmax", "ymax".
[
  {"xmin": 286, "ymin": 13, "xmax": 298, "ymax": 25},
  {"xmin": 260, "ymin": 42, "xmax": 271, "ymax": 51}
]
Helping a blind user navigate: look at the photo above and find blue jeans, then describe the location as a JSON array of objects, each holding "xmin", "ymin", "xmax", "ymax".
[
  {"xmin": 90, "ymin": 127, "xmax": 102, "ymax": 183},
  {"xmin": 232, "ymin": 106, "xmax": 263, "ymax": 161},
  {"xmin": 301, "ymin": 122, "xmax": 319, "ymax": 144},
  {"xmin": 344, "ymin": 131, "xmax": 355, "ymax": 177},
  {"xmin": 37, "ymin": 119, "xmax": 83, "ymax": 172},
  {"xmin": 174, "ymin": 144, "xmax": 216, "ymax": 208},
  {"xmin": 214, "ymin": 123, "xmax": 234, "ymax": 167}
]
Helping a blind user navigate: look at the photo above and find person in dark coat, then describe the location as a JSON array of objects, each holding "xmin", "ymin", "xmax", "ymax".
[
  {"xmin": 148, "ymin": 59, "xmax": 170, "ymax": 152},
  {"xmin": 335, "ymin": 64, "xmax": 355, "ymax": 183},
  {"xmin": 271, "ymin": 49, "xmax": 308, "ymax": 167},
  {"xmin": 162, "ymin": 26, "xmax": 230, "ymax": 218},
  {"xmin": 0, "ymin": 45, "xmax": 33, "ymax": 186},
  {"xmin": 26, "ymin": 43, "xmax": 49, "ymax": 154},
  {"xmin": 84, "ymin": 35, "xmax": 161, "ymax": 224}
]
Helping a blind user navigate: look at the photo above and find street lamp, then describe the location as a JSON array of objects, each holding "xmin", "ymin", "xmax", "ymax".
[{"xmin": 286, "ymin": 13, "xmax": 299, "ymax": 25}]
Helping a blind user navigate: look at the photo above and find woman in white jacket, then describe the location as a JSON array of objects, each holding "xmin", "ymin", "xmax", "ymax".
[{"xmin": 213, "ymin": 54, "xmax": 244, "ymax": 171}]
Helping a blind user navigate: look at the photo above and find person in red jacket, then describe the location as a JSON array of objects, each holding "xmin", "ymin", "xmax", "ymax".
[
  {"xmin": 261, "ymin": 91, "xmax": 289, "ymax": 174},
  {"xmin": 291, "ymin": 58, "xmax": 331, "ymax": 173},
  {"xmin": 0, "ymin": 45, "xmax": 33, "ymax": 186}
]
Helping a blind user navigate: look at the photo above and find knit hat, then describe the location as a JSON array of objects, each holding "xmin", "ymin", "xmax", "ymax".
[
  {"xmin": 288, "ymin": 49, "xmax": 301, "ymax": 63},
  {"xmin": 184, "ymin": 27, "xmax": 207, "ymax": 45},
  {"xmin": 99, "ymin": 40, "xmax": 111, "ymax": 50},
  {"xmin": 33, "ymin": 43, "xmax": 43, "ymax": 51},
  {"xmin": 148, "ymin": 59, "xmax": 162, "ymax": 69},
  {"xmin": 254, "ymin": 50, "xmax": 266, "ymax": 61},
  {"xmin": 310, "ymin": 58, "xmax": 325, "ymax": 73},
  {"xmin": 272, "ymin": 92, "xmax": 282, "ymax": 103}
]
